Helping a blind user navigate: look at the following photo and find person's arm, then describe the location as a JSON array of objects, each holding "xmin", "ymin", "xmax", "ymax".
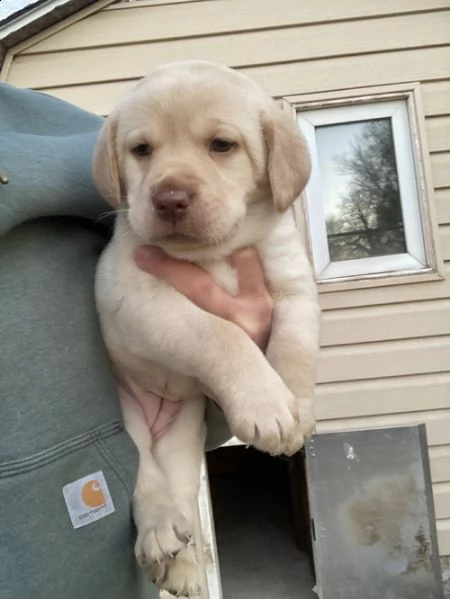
[{"xmin": 133, "ymin": 246, "xmax": 273, "ymax": 349}]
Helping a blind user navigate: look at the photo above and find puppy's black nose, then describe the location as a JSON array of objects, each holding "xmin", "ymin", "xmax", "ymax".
[{"xmin": 152, "ymin": 188, "xmax": 190, "ymax": 222}]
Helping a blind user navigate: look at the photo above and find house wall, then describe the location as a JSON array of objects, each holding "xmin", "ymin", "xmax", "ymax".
[{"xmin": 3, "ymin": 0, "xmax": 450, "ymax": 556}]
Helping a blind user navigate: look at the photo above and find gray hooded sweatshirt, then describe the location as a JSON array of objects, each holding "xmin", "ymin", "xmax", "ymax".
[{"xmin": 0, "ymin": 82, "xmax": 152, "ymax": 599}]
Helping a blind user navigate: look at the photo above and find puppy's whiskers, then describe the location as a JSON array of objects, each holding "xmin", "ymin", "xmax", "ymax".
[
  {"xmin": 203, "ymin": 224, "xmax": 223, "ymax": 251},
  {"xmin": 95, "ymin": 204, "xmax": 129, "ymax": 225}
]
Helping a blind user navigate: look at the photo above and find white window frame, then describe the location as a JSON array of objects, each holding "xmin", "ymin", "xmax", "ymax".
[{"xmin": 296, "ymin": 94, "xmax": 435, "ymax": 283}]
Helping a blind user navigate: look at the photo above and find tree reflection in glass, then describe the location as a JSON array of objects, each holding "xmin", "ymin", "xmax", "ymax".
[{"xmin": 316, "ymin": 118, "xmax": 406, "ymax": 262}]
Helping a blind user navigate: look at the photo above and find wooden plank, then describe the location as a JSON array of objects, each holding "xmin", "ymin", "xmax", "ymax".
[
  {"xmin": 429, "ymin": 446, "xmax": 450, "ymax": 483},
  {"xmin": 437, "ymin": 519, "xmax": 450, "ymax": 555},
  {"xmin": 315, "ymin": 372, "xmax": 450, "ymax": 420},
  {"xmin": 422, "ymin": 80, "xmax": 450, "ymax": 117},
  {"xmin": 317, "ymin": 336, "xmax": 450, "ymax": 383},
  {"xmin": 11, "ymin": 12, "xmax": 450, "ymax": 89},
  {"xmin": 437, "ymin": 188, "xmax": 450, "ymax": 224},
  {"xmin": 431, "ymin": 153, "xmax": 450, "ymax": 189},
  {"xmin": 316, "ymin": 408, "xmax": 450, "ymax": 446},
  {"xmin": 24, "ymin": 46, "xmax": 450, "ymax": 115},
  {"xmin": 20, "ymin": 0, "xmax": 450, "ymax": 53},
  {"xmin": 319, "ymin": 264, "xmax": 450, "ymax": 311},
  {"xmin": 321, "ymin": 299, "xmax": 450, "ymax": 346},
  {"xmin": 433, "ymin": 483, "xmax": 450, "ymax": 519}
]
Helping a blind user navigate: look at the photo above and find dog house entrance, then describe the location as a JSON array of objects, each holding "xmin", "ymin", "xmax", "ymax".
[{"xmin": 200, "ymin": 443, "xmax": 316, "ymax": 599}]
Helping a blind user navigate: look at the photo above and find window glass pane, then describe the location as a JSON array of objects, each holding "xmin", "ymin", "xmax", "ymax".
[{"xmin": 315, "ymin": 118, "xmax": 406, "ymax": 262}]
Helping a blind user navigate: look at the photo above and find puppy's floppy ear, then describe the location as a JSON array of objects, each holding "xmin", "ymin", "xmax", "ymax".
[
  {"xmin": 263, "ymin": 106, "xmax": 311, "ymax": 212},
  {"xmin": 92, "ymin": 115, "xmax": 123, "ymax": 207}
]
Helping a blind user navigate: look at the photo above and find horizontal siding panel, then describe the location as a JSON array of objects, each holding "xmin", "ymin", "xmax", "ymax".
[
  {"xmin": 427, "ymin": 116, "xmax": 450, "ymax": 153},
  {"xmin": 437, "ymin": 519, "xmax": 450, "ymax": 555},
  {"xmin": 11, "ymin": 12, "xmax": 450, "ymax": 89},
  {"xmin": 437, "ymin": 189, "xmax": 450, "ymax": 224},
  {"xmin": 315, "ymin": 372, "xmax": 450, "ymax": 419},
  {"xmin": 317, "ymin": 336, "xmax": 450, "ymax": 383},
  {"xmin": 432, "ymin": 152, "xmax": 450, "ymax": 189},
  {"xmin": 29, "ymin": 46, "xmax": 450, "ymax": 115},
  {"xmin": 429, "ymin": 446, "xmax": 450, "ymax": 483},
  {"xmin": 321, "ymin": 299, "xmax": 450, "ymax": 346},
  {"xmin": 422, "ymin": 80, "xmax": 450, "ymax": 116},
  {"xmin": 441, "ymin": 226, "xmax": 450, "ymax": 259},
  {"xmin": 20, "ymin": 0, "xmax": 450, "ymax": 53},
  {"xmin": 433, "ymin": 483, "xmax": 450, "ymax": 519},
  {"xmin": 316, "ymin": 408, "xmax": 450, "ymax": 446},
  {"xmin": 319, "ymin": 265, "xmax": 450, "ymax": 311},
  {"xmin": 243, "ymin": 47, "xmax": 450, "ymax": 98}
]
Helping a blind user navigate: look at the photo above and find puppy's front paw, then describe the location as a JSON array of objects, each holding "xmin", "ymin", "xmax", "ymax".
[
  {"xmin": 151, "ymin": 544, "xmax": 201, "ymax": 598},
  {"xmin": 227, "ymin": 387, "xmax": 304, "ymax": 456},
  {"xmin": 298, "ymin": 397, "xmax": 316, "ymax": 441},
  {"xmin": 135, "ymin": 503, "xmax": 192, "ymax": 566}
]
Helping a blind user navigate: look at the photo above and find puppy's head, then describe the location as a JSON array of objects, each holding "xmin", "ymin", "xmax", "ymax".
[{"xmin": 93, "ymin": 60, "xmax": 310, "ymax": 252}]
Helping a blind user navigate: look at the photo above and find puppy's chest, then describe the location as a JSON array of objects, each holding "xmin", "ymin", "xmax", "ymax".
[
  {"xmin": 199, "ymin": 250, "xmax": 283, "ymax": 297},
  {"xmin": 202, "ymin": 261, "xmax": 239, "ymax": 296}
]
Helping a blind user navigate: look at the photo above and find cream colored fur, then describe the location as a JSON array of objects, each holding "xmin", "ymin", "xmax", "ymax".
[{"xmin": 93, "ymin": 60, "xmax": 320, "ymax": 597}]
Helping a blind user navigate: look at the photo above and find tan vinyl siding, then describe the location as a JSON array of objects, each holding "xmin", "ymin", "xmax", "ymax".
[
  {"xmin": 8, "ymin": 12, "xmax": 450, "ymax": 90},
  {"xmin": 437, "ymin": 190, "xmax": 450, "ymax": 225},
  {"xmin": 439, "ymin": 520, "xmax": 450, "ymax": 555},
  {"xmin": 442, "ymin": 226, "xmax": 450, "ymax": 258},
  {"xmin": 321, "ymin": 300, "xmax": 450, "ymax": 346},
  {"xmin": 8, "ymin": 47, "xmax": 450, "ymax": 114},
  {"xmin": 315, "ymin": 374, "xmax": 450, "ymax": 420},
  {"xmin": 433, "ymin": 153, "xmax": 450, "ymax": 189},
  {"xmin": 422, "ymin": 81, "xmax": 450, "ymax": 116},
  {"xmin": 318, "ymin": 337, "xmax": 450, "ymax": 384},
  {"xmin": 435, "ymin": 483, "xmax": 450, "ymax": 520},
  {"xmin": 430, "ymin": 446, "xmax": 450, "ymax": 483},
  {"xmin": 16, "ymin": 0, "xmax": 450, "ymax": 53},
  {"xmin": 4, "ymin": 0, "xmax": 450, "ymax": 557},
  {"xmin": 427, "ymin": 117, "xmax": 450, "ymax": 153}
]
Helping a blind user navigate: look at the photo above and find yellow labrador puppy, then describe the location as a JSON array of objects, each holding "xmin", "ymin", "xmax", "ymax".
[{"xmin": 93, "ymin": 60, "xmax": 320, "ymax": 597}]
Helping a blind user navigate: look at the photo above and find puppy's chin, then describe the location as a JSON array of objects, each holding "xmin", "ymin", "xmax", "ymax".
[
  {"xmin": 153, "ymin": 233, "xmax": 212, "ymax": 252},
  {"xmin": 151, "ymin": 223, "xmax": 241, "ymax": 257}
]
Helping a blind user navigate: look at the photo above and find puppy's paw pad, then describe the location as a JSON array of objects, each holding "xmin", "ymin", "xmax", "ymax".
[
  {"xmin": 135, "ymin": 506, "xmax": 192, "ymax": 566},
  {"xmin": 228, "ymin": 393, "xmax": 303, "ymax": 456},
  {"xmin": 152, "ymin": 545, "xmax": 201, "ymax": 598}
]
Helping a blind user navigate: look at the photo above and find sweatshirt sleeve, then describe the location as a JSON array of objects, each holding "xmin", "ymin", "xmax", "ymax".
[{"xmin": 0, "ymin": 82, "xmax": 109, "ymax": 237}]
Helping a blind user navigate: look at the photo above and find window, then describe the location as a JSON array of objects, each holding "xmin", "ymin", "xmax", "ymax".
[{"xmin": 297, "ymin": 95, "xmax": 435, "ymax": 283}]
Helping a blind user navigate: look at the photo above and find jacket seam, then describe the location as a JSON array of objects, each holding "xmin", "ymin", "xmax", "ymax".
[
  {"xmin": 0, "ymin": 420, "xmax": 124, "ymax": 477},
  {"xmin": 94, "ymin": 434, "xmax": 135, "ymax": 499}
]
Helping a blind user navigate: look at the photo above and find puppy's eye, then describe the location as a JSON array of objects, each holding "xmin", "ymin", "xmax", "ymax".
[
  {"xmin": 132, "ymin": 143, "xmax": 152, "ymax": 157},
  {"xmin": 210, "ymin": 138, "xmax": 236, "ymax": 153}
]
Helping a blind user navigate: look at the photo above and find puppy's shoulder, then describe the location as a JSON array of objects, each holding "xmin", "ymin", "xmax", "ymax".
[
  {"xmin": 256, "ymin": 211, "xmax": 315, "ymax": 296},
  {"xmin": 96, "ymin": 218, "xmax": 173, "ymax": 314}
]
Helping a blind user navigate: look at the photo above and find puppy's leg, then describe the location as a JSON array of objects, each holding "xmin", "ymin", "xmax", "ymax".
[
  {"xmin": 266, "ymin": 294, "xmax": 320, "ymax": 442},
  {"xmin": 118, "ymin": 291, "xmax": 302, "ymax": 456},
  {"xmin": 120, "ymin": 393, "xmax": 193, "ymax": 568},
  {"xmin": 150, "ymin": 396, "xmax": 206, "ymax": 597}
]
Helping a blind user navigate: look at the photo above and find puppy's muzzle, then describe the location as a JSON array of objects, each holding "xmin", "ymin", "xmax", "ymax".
[{"xmin": 152, "ymin": 187, "xmax": 191, "ymax": 223}]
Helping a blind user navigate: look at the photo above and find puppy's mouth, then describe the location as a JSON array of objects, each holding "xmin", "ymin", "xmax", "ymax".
[
  {"xmin": 152, "ymin": 233, "xmax": 210, "ymax": 251},
  {"xmin": 151, "ymin": 222, "xmax": 240, "ymax": 252}
]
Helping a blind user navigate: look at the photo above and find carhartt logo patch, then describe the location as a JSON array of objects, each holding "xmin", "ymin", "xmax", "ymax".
[{"xmin": 63, "ymin": 470, "xmax": 115, "ymax": 529}]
